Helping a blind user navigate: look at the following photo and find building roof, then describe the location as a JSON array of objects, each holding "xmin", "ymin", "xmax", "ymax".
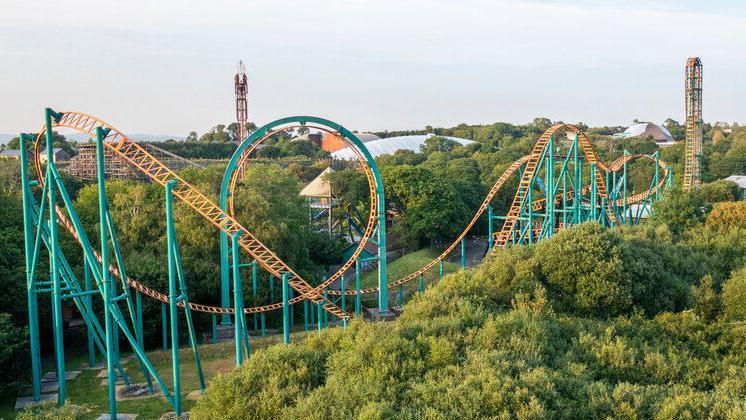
[
  {"xmin": 725, "ymin": 175, "xmax": 746, "ymax": 189},
  {"xmin": 353, "ymin": 132, "xmax": 381, "ymax": 143},
  {"xmin": 618, "ymin": 123, "xmax": 674, "ymax": 143},
  {"xmin": 300, "ymin": 167, "xmax": 334, "ymax": 197},
  {"xmin": 40, "ymin": 147, "xmax": 68, "ymax": 154},
  {"xmin": 0, "ymin": 149, "xmax": 26, "ymax": 157},
  {"xmin": 331, "ymin": 134, "xmax": 474, "ymax": 160}
]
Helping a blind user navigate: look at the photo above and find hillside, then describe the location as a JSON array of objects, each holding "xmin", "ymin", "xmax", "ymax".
[{"xmin": 191, "ymin": 210, "xmax": 746, "ymax": 419}]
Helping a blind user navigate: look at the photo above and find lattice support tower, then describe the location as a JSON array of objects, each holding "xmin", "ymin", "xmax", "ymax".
[
  {"xmin": 235, "ymin": 60, "xmax": 249, "ymax": 146},
  {"xmin": 684, "ymin": 57, "xmax": 703, "ymax": 191}
]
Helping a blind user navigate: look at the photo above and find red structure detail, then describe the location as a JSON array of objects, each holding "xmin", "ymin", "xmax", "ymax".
[{"xmin": 234, "ymin": 60, "xmax": 248, "ymax": 146}]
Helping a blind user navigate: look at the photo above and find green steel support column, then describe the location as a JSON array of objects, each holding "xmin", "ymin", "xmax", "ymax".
[
  {"xmin": 323, "ymin": 289, "xmax": 329, "ymax": 328},
  {"xmin": 230, "ymin": 232, "xmax": 244, "ymax": 365},
  {"xmin": 20, "ymin": 133, "xmax": 42, "ymax": 401},
  {"xmin": 85, "ymin": 263, "xmax": 96, "ymax": 368},
  {"xmin": 654, "ymin": 152, "xmax": 661, "ymax": 201},
  {"xmin": 439, "ymin": 260, "xmax": 444, "ymax": 282},
  {"xmin": 316, "ymin": 302, "xmax": 322, "ymax": 335},
  {"xmin": 260, "ymin": 312, "xmax": 265, "ymax": 337},
  {"xmin": 355, "ymin": 260, "xmax": 361, "ymax": 315},
  {"xmin": 546, "ymin": 136, "xmax": 555, "ymax": 237},
  {"xmin": 48, "ymin": 167, "xmax": 175, "ymax": 405},
  {"xmin": 303, "ymin": 300, "xmax": 309, "ymax": 332},
  {"xmin": 590, "ymin": 163, "xmax": 597, "ymax": 222},
  {"xmin": 161, "ymin": 303, "xmax": 168, "ymax": 351},
  {"xmin": 419, "ymin": 273, "xmax": 425, "ymax": 293},
  {"xmin": 211, "ymin": 314, "xmax": 217, "ymax": 344},
  {"xmin": 562, "ymin": 167, "xmax": 568, "ymax": 227},
  {"xmin": 488, "ymin": 205, "xmax": 494, "ymax": 250},
  {"xmin": 399, "ymin": 285, "xmax": 403, "ymax": 305},
  {"xmin": 527, "ymin": 185, "xmax": 534, "ymax": 244},
  {"xmin": 135, "ymin": 291, "xmax": 143, "ymax": 348},
  {"xmin": 288, "ymin": 289, "xmax": 294, "ymax": 329},
  {"xmin": 623, "ymin": 150, "xmax": 629, "ymax": 224},
  {"xmin": 606, "ymin": 171, "xmax": 613, "ymax": 226},
  {"xmin": 340, "ymin": 274, "xmax": 346, "ymax": 312},
  {"xmin": 282, "ymin": 273, "xmax": 291, "ymax": 344},
  {"xmin": 47, "ymin": 109, "xmax": 66, "ymax": 407},
  {"xmin": 165, "ymin": 180, "xmax": 182, "ymax": 416},
  {"xmin": 219, "ymin": 231, "xmax": 231, "ymax": 325},
  {"xmin": 269, "ymin": 275, "xmax": 275, "ymax": 303},
  {"xmin": 461, "ymin": 238, "xmax": 466, "ymax": 268},
  {"xmin": 310, "ymin": 298, "xmax": 315, "ymax": 325},
  {"xmin": 170, "ymin": 235, "xmax": 205, "ymax": 391},
  {"xmin": 95, "ymin": 126, "xmax": 115, "ymax": 416},
  {"xmin": 573, "ymin": 135, "xmax": 581, "ymax": 224},
  {"xmin": 611, "ymin": 170, "xmax": 618, "ymax": 222},
  {"xmin": 252, "ymin": 262, "xmax": 258, "ymax": 332}
]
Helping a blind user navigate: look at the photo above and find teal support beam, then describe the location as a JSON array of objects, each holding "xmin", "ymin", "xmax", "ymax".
[
  {"xmin": 323, "ymin": 289, "xmax": 329, "ymax": 328},
  {"xmin": 487, "ymin": 205, "xmax": 494, "ymax": 250},
  {"xmin": 165, "ymin": 180, "xmax": 182, "ymax": 417},
  {"xmin": 439, "ymin": 260, "xmax": 444, "ymax": 282},
  {"xmin": 96, "ymin": 126, "xmax": 116, "ymax": 416},
  {"xmin": 211, "ymin": 314, "xmax": 217, "ymax": 344},
  {"xmin": 20, "ymin": 133, "xmax": 42, "ymax": 401},
  {"xmin": 47, "ymin": 109, "xmax": 66, "ymax": 407},
  {"xmin": 623, "ymin": 150, "xmax": 629, "ymax": 224},
  {"xmin": 251, "ymin": 262, "xmax": 258, "ymax": 332},
  {"xmin": 282, "ymin": 273, "xmax": 291, "ymax": 344},
  {"xmin": 419, "ymin": 273, "xmax": 425, "ymax": 294},
  {"xmin": 398, "ymin": 285, "xmax": 403, "ymax": 305},
  {"xmin": 231, "ymin": 232, "xmax": 244, "ymax": 366},
  {"xmin": 316, "ymin": 302, "xmax": 322, "ymax": 335},
  {"xmin": 260, "ymin": 311, "xmax": 266, "ymax": 336},
  {"xmin": 590, "ymin": 163, "xmax": 598, "ymax": 222},
  {"xmin": 461, "ymin": 238, "xmax": 466, "ymax": 269},
  {"xmin": 85, "ymin": 263, "xmax": 96, "ymax": 368},
  {"xmin": 355, "ymin": 260, "xmax": 361, "ymax": 315},
  {"xmin": 48, "ymin": 165, "xmax": 175, "ymax": 407},
  {"xmin": 269, "ymin": 275, "xmax": 275, "ymax": 304},
  {"xmin": 161, "ymin": 303, "xmax": 168, "ymax": 351},
  {"xmin": 220, "ymin": 116, "xmax": 389, "ymax": 316},
  {"xmin": 340, "ymin": 274, "xmax": 346, "ymax": 312},
  {"xmin": 303, "ymin": 300, "xmax": 309, "ymax": 332},
  {"xmin": 135, "ymin": 291, "xmax": 144, "ymax": 349}
]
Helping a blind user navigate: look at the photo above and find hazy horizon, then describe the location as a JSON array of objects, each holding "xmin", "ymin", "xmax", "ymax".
[{"xmin": 2, "ymin": 0, "xmax": 745, "ymax": 137}]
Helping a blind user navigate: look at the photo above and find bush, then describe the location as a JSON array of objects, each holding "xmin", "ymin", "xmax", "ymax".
[
  {"xmin": 722, "ymin": 268, "xmax": 746, "ymax": 321},
  {"xmin": 706, "ymin": 201, "xmax": 746, "ymax": 233},
  {"xmin": 0, "ymin": 312, "xmax": 29, "ymax": 382}
]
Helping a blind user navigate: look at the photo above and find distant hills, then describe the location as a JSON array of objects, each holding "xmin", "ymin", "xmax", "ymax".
[{"xmin": 0, "ymin": 133, "xmax": 185, "ymax": 146}]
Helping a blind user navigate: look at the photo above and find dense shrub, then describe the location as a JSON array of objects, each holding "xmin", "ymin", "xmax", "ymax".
[
  {"xmin": 722, "ymin": 268, "xmax": 746, "ymax": 321},
  {"xmin": 193, "ymin": 224, "xmax": 746, "ymax": 419}
]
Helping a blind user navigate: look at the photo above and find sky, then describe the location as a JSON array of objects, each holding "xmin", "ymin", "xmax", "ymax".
[{"xmin": 1, "ymin": 0, "xmax": 745, "ymax": 136}]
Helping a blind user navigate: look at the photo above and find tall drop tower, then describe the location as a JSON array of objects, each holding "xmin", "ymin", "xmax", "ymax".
[
  {"xmin": 234, "ymin": 60, "xmax": 249, "ymax": 146},
  {"xmin": 683, "ymin": 57, "xmax": 703, "ymax": 191}
]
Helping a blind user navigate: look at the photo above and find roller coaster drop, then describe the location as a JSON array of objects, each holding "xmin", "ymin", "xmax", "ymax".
[{"xmin": 20, "ymin": 109, "xmax": 671, "ymax": 416}]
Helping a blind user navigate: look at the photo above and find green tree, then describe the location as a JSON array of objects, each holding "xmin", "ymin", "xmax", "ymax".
[{"xmin": 650, "ymin": 189, "xmax": 711, "ymax": 234}]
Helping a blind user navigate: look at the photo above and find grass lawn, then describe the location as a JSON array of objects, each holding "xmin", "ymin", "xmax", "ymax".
[
  {"xmin": 0, "ymin": 330, "xmax": 314, "ymax": 419},
  {"xmin": 359, "ymin": 248, "xmax": 459, "ymax": 306}
]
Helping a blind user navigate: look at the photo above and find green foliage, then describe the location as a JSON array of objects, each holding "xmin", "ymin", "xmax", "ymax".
[
  {"xmin": 700, "ymin": 179, "xmax": 740, "ymax": 202},
  {"xmin": 194, "ymin": 221, "xmax": 746, "ymax": 418},
  {"xmin": 691, "ymin": 275, "xmax": 721, "ymax": 322},
  {"xmin": 650, "ymin": 188, "xmax": 712, "ymax": 234},
  {"xmin": 0, "ymin": 313, "xmax": 28, "ymax": 382},
  {"xmin": 16, "ymin": 402, "xmax": 91, "ymax": 419},
  {"xmin": 706, "ymin": 201, "xmax": 746, "ymax": 233},
  {"xmin": 722, "ymin": 268, "xmax": 746, "ymax": 321}
]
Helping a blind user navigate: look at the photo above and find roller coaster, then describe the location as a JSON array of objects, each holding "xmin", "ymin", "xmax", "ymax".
[{"xmin": 19, "ymin": 109, "xmax": 672, "ymax": 417}]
